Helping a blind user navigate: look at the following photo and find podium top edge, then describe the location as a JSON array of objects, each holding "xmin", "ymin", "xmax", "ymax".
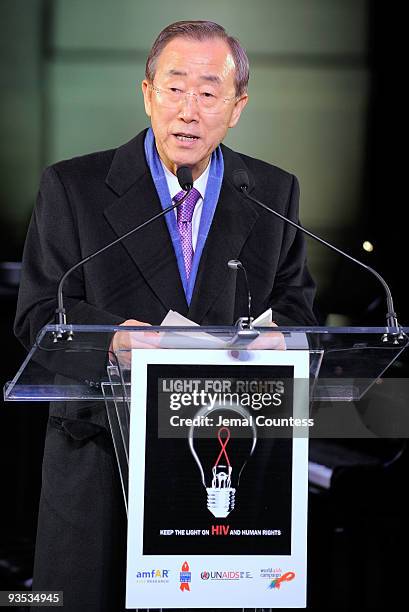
[{"xmin": 41, "ymin": 324, "xmax": 409, "ymax": 334}]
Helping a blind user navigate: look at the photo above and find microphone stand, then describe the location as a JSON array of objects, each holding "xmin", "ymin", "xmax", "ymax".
[
  {"xmin": 227, "ymin": 259, "xmax": 260, "ymax": 347},
  {"xmin": 54, "ymin": 167, "xmax": 194, "ymax": 341},
  {"xmin": 234, "ymin": 171, "xmax": 405, "ymax": 345}
]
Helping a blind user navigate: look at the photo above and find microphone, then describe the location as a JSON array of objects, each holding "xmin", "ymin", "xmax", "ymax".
[
  {"xmin": 54, "ymin": 166, "xmax": 193, "ymax": 340},
  {"xmin": 227, "ymin": 258, "xmax": 259, "ymax": 346},
  {"xmin": 177, "ymin": 165, "xmax": 193, "ymax": 191},
  {"xmin": 227, "ymin": 259, "xmax": 252, "ymax": 327},
  {"xmin": 232, "ymin": 169, "xmax": 404, "ymax": 343}
]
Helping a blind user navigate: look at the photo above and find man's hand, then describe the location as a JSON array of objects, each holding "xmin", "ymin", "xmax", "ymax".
[
  {"xmin": 248, "ymin": 321, "xmax": 286, "ymax": 350},
  {"xmin": 109, "ymin": 319, "xmax": 160, "ymax": 369}
]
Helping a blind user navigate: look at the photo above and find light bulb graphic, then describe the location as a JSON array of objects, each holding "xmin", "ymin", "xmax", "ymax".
[
  {"xmin": 188, "ymin": 403, "xmax": 257, "ymax": 518},
  {"xmin": 207, "ymin": 426, "xmax": 235, "ymax": 517}
]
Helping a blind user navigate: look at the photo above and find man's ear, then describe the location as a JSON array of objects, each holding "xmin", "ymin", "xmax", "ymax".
[
  {"xmin": 141, "ymin": 80, "xmax": 152, "ymax": 117},
  {"xmin": 228, "ymin": 94, "xmax": 248, "ymax": 129}
]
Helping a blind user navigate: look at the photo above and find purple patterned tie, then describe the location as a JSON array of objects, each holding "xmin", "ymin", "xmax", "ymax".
[{"xmin": 174, "ymin": 187, "xmax": 201, "ymax": 279}]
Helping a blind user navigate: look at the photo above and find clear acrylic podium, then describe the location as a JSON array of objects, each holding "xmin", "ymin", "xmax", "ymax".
[{"xmin": 4, "ymin": 323, "xmax": 408, "ymax": 513}]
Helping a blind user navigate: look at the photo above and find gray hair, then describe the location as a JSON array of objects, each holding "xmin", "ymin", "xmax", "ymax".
[{"xmin": 145, "ymin": 20, "xmax": 249, "ymax": 97}]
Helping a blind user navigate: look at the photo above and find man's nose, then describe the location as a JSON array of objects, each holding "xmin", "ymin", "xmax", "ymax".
[{"xmin": 178, "ymin": 93, "xmax": 199, "ymax": 121}]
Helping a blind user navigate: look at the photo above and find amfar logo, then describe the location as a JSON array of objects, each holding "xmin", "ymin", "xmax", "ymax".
[{"xmin": 135, "ymin": 569, "xmax": 170, "ymax": 583}]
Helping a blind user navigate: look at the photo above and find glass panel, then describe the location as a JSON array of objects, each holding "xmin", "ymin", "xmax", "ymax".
[{"xmin": 4, "ymin": 325, "xmax": 408, "ymax": 402}]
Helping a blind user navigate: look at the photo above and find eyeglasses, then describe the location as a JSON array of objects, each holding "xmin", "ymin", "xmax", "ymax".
[{"xmin": 150, "ymin": 84, "xmax": 236, "ymax": 114}]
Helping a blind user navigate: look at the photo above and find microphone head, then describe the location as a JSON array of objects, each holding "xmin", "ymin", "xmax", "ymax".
[
  {"xmin": 227, "ymin": 259, "xmax": 243, "ymax": 270},
  {"xmin": 176, "ymin": 166, "xmax": 193, "ymax": 191},
  {"xmin": 232, "ymin": 169, "xmax": 250, "ymax": 192}
]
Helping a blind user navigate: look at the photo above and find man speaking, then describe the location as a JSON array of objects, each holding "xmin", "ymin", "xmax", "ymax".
[{"xmin": 15, "ymin": 20, "xmax": 316, "ymax": 612}]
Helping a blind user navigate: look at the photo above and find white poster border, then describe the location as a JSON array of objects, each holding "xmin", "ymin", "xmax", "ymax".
[{"xmin": 126, "ymin": 348, "xmax": 309, "ymax": 609}]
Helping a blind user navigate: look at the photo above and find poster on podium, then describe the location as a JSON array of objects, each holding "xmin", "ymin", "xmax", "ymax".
[{"xmin": 126, "ymin": 348, "xmax": 310, "ymax": 609}]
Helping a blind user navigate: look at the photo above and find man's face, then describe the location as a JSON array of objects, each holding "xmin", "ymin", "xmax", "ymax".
[{"xmin": 142, "ymin": 37, "xmax": 248, "ymax": 180}]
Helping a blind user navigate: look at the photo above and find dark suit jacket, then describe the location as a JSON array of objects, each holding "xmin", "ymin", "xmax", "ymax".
[{"xmin": 14, "ymin": 129, "xmax": 316, "ymax": 423}]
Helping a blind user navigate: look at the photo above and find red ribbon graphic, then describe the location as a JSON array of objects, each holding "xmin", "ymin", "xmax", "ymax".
[
  {"xmin": 180, "ymin": 561, "xmax": 190, "ymax": 591},
  {"xmin": 214, "ymin": 427, "xmax": 231, "ymax": 467}
]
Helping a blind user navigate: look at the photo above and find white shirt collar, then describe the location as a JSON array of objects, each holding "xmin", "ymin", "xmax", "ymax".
[{"xmin": 160, "ymin": 159, "xmax": 211, "ymax": 201}]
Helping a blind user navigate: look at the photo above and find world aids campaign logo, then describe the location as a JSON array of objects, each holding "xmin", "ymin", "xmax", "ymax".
[
  {"xmin": 260, "ymin": 567, "xmax": 295, "ymax": 590},
  {"xmin": 268, "ymin": 571, "xmax": 295, "ymax": 589},
  {"xmin": 179, "ymin": 561, "xmax": 191, "ymax": 591}
]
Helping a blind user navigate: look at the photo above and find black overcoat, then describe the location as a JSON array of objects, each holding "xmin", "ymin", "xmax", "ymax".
[{"xmin": 14, "ymin": 130, "xmax": 316, "ymax": 611}]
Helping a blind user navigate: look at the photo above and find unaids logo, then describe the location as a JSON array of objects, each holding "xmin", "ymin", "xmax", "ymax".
[{"xmin": 200, "ymin": 570, "xmax": 253, "ymax": 580}]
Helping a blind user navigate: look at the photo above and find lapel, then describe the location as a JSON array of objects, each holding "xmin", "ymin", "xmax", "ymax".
[
  {"xmin": 104, "ymin": 131, "xmax": 189, "ymax": 316},
  {"xmin": 188, "ymin": 145, "xmax": 259, "ymax": 323}
]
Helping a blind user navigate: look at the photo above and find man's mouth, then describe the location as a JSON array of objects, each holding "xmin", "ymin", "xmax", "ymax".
[{"xmin": 174, "ymin": 133, "xmax": 199, "ymax": 142}]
